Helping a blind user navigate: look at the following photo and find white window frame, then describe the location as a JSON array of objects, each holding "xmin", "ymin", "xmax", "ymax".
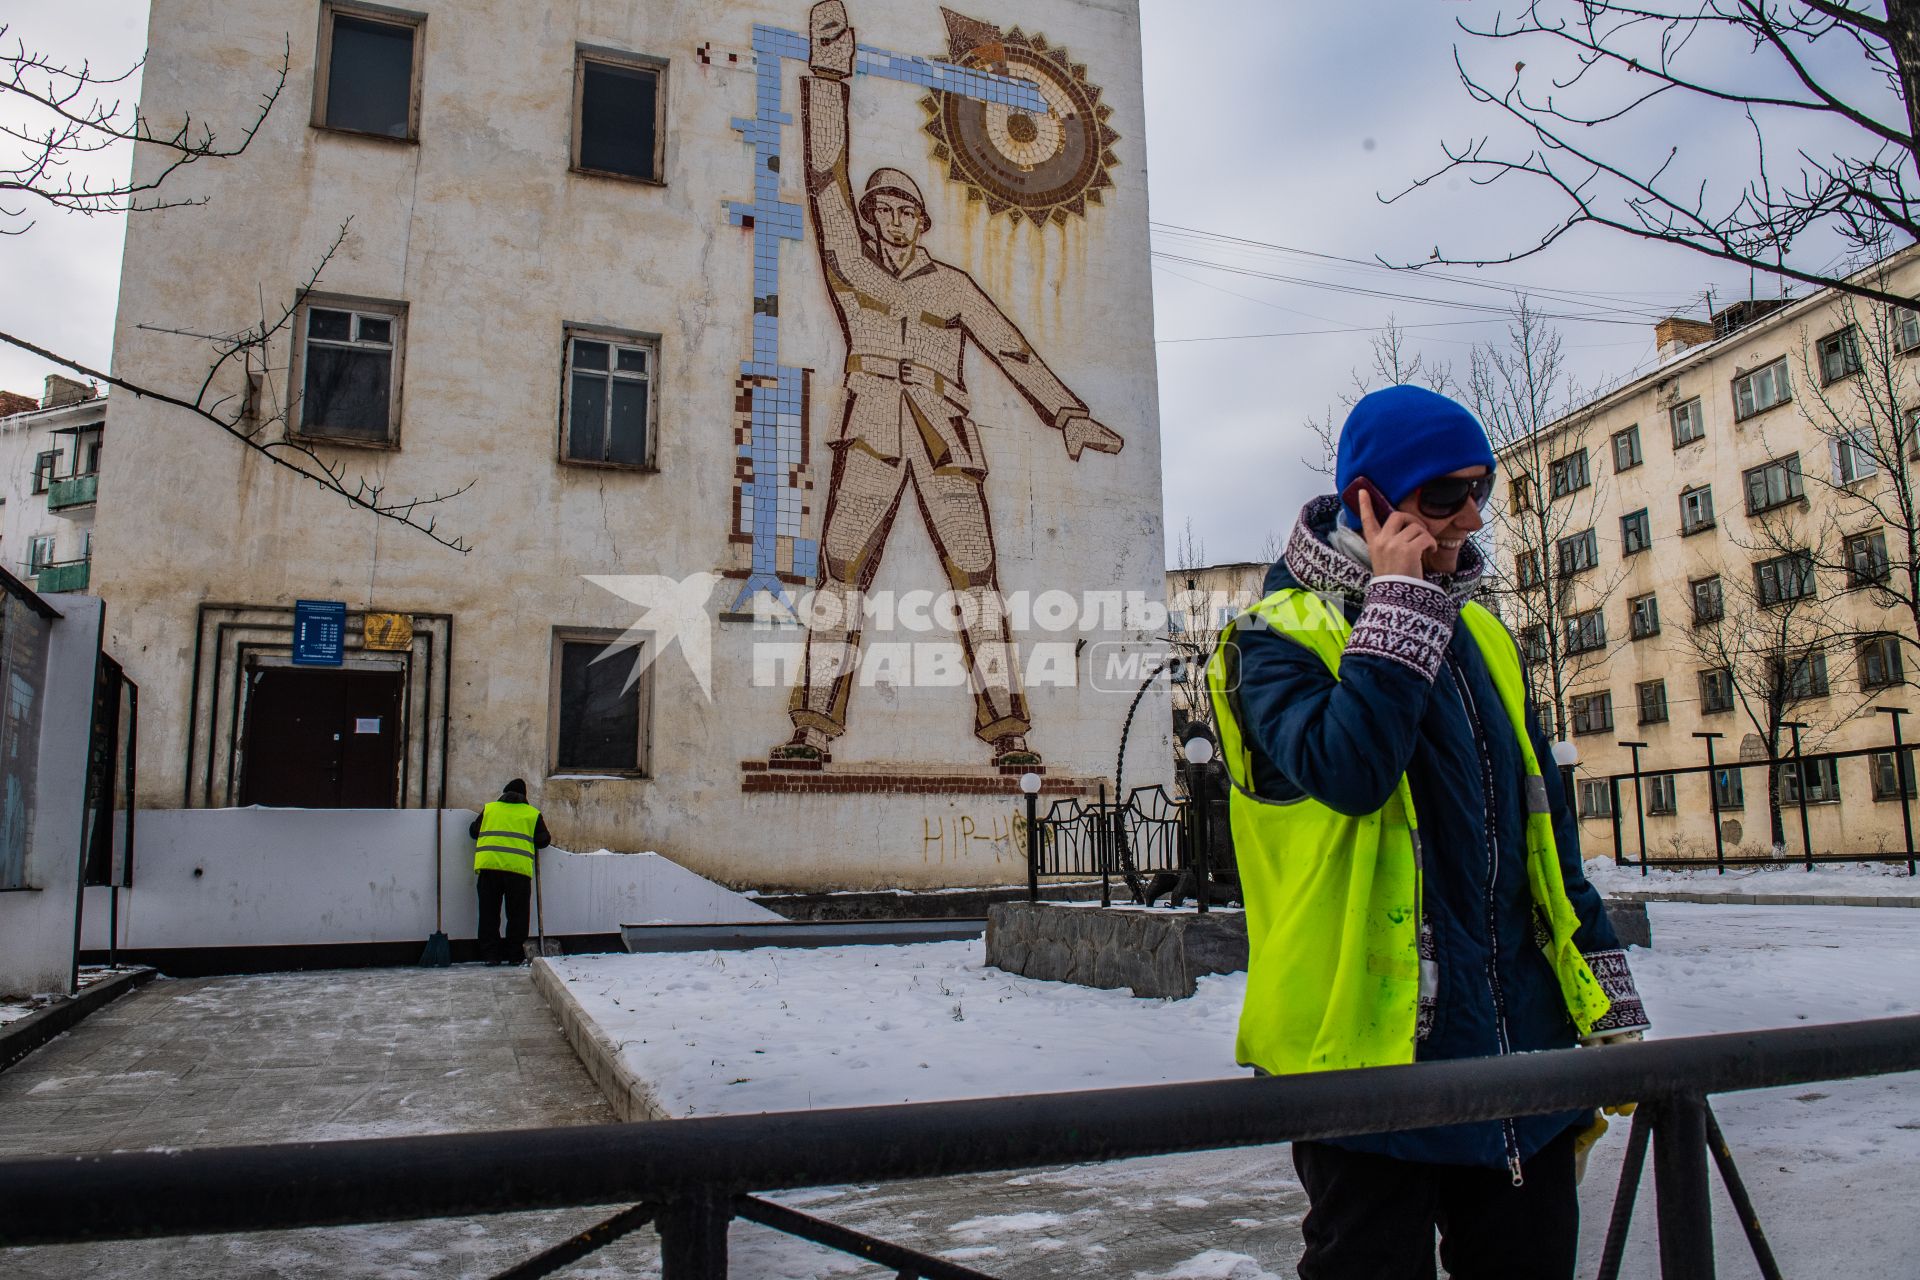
[
  {"xmin": 1549, "ymin": 448, "xmax": 1591, "ymax": 498},
  {"xmin": 1578, "ymin": 779, "xmax": 1612, "ymax": 819},
  {"xmin": 1859, "ymin": 633, "xmax": 1903, "ymax": 689},
  {"xmin": 1671, "ymin": 397, "xmax": 1705, "ymax": 447},
  {"xmin": 1754, "ymin": 551, "xmax": 1816, "ymax": 607},
  {"xmin": 1629, "ymin": 592, "xmax": 1660, "ymax": 639},
  {"xmin": 1816, "ymin": 327, "xmax": 1862, "ymax": 385},
  {"xmin": 1691, "ymin": 575, "xmax": 1724, "ymax": 624},
  {"xmin": 311, "ymin": 1, "xmax": 427, "ymax": 141},
  {"xmin": 27, "ymin": 534, "xmax": 55, "ymax": 574},
  {"xmin": 1733, "ymin": 357, "xmax": 1792, "ymax": 421},
  {"xmin": 1712, "ymin": 767, "xmax": 1744, "ymax": 812},
  {"xmin": 1621, "ymin": 508, "xmax": 1652, "ymax": 556},
  {"xmin": 548, "ymin": 627, "xmax": 653, "ymax": 778},
  {"xmin": 1897, "ymin": 306, "xmax": 1920, "ymax": 355},
  {"xmin": 1680, "ymin": 484, "xmax": 1715, "ymax": 535},
  {"xmin": 1873, "ymin": 750, "xmax": 1917, "ymax": 800},
  {"xmin": 1612, "ymin": 424, "xmax": 1642, "ymax": 472},
  {"xmin": 1645, "ymin": 774, "xmax": 1678, "ymax": 815},
  {"xmin": 1557, "ymin": 528, "xmax": 1599, "ymax": 577},
  {"xmin": 1636, "ymin": 677, "xmax": 1668, "ymax": 724},
  {"xmin": 1780, "ymin": 756, "xmax": 1841, "ymax": 804},
  {"xmin": 1833, "ymin": 428, "xmax": 1879, "ymax": 485},
  {"xmin": 560, "ymin": 327, "xmax": 661, "ymax": 470},
  {"xmin": 290, "ymin": 294, "xmax": 407, "ymax": 448},
  {"xmin": 1846, "ymin": 529, "xmax": 1890, "ymax": 588},
  {"xmin": 1565, "ymin": 608, "xmax": 1607, "ymax": 656},
  {"xmin": 1571, "ymin": 690, "xmax": 1613, "ymax": 735},
  {"xmin": 1744, "ymin": 454, "xmax": 1804, "ymax": 514},
  {"xmin": 1699, "ymin": 667, "xmax": 1735, "ymax": 714}
]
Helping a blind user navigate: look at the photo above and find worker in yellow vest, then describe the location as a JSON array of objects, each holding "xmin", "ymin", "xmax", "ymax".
[
  {"xmin": 469, "ymin": 778, "xmax": 550, "ymax": 965},
  {"xmin": 1207, "ymin": 386, "xmax": 1647, "ymax": 1279}
]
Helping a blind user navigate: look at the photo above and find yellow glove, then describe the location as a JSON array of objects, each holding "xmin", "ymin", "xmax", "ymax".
[{"xmin": 1572, "ymin": 1110, "xmax": 1608, "ymax": 1184}]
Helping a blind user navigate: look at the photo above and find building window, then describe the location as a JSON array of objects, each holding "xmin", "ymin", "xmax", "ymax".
[
  {"xmin": 573, "ymin": 47, "xmax": 667, "ymax": 183},
  {"xmin": 551, "ymin": 631, "xmax": 651, "ymax": 775},
  {"xmin": 1691, "ymin": 575, "xmax": 1724, "ymax": 624},
  {"xmin": 1509, "ymin": 476, "xmax": 1533, "ymax": 514},
  {"xmin": 1713, "ymin": 767, "xmax": 1745, "ymax": 811},
  {"xmin": 1832, "ymin": 428, "xmax": 1879, "ymax": 486},
  {"xmin": 1897, "ymin": 306, "xmax": 1920, "ymax": 355},
  {"xmin": 1859, "ymin": 633, "xmax": 1904, "ymax": 690},
  {"xmin": 1733, "ymin": 357, "xmax": 1792, "ymax": 420},
  {"xmin": 1671, "ymin": 397, "xmax": 1705, "ymax": 447},
  {"xmin": 30, "ymin": 450, "xmax": 58, "ymax": 494},
  {"xmin": 294, "ymin": 297, "xmax": 405, "ymax": 445},
  {"xmin": 1744, "ymin": 455, "xmax": 1804, "ymax": 514},
  {"xmin": 1680, "ymin": 484, "xmax": 1715, "ymax": 535},
  {"xmin": 1700, "ymin": 667, "xmax": 1735, "ymax": 713},
  {"xmin": 1578, "ymin": 779, "xmax": 1613, "ymax": 819},
  {"xmin": 27, "ymin": 535, "xmax": 55, "ymax": 574},
  {"xmin": 1780, "ymin": 756, "xmax": 1841, "ymax": 804},
  {"xmin": 1549, "ymin": 448, "xmax": 1591, "ymax": 498},
  {"xmin": 1873, "ymin": 750, "xmax": 1917, "ymax": 800},
  {"xmin": 1571, "ymin": 690, "xmax": 1614, "ymax": 735},
  {"xmin": 1774, "ymin": 649, "xmax": 1830, "ymax": 701},
  {"xmin": 1645, "ymin": 773, "xmax": 1678, "ymax": 815},
  {"xmin": 1621, "ymin": 508, "xmax": 1652, "ymax": 556},
  {"xmin": 1816, "ymin": 327, "xmax": 1862, "ymax": 385},
  {"xmin": 1565, "ymin": 607, "xmax": 1606, "ymax": 656},
  {"xmin": 1629, "ymin": 592, "xmax": 1660, "ymax": 639},
  {"xmin": 1636, "ymin": 678, "xmax": 1668, "ymax": 724},
  {"xmin": 1557, "ymin": 528, "xmax": 1599, "ymax": 577},
  {"xmin": 1846, "ymin": 529, "xmax": 1891, "ymax": 588},
  {"xmin": 1754, "ymin": 550, "xmax": 1815, "ymax": 606},
  {"xmin": 563, "ymin": 330, "xmax": 657, "ymax": 467},
  {"xmin": 314, "ymin": 3, "xmax": 423, "ymax": 140},
  {"xmin": 1613, "ymin": 424, "xmax": 1643, "ymax": 472},
  {"xmin": 1515, "ymin": 551, "xmax": 1543, "ymax": 591},
  {"xmin": 1521, "ymin": 625, "xmax": 1549, "ymax": 664}
]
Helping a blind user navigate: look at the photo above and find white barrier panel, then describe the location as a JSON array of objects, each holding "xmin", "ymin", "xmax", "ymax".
[{"xmin": 79, "ymin": 808, "xmax": 778, "ymax": 951}]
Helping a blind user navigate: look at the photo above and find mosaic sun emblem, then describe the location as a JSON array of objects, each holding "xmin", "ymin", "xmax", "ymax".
[{"xmin": 920, "ymin": 8, "xmax": 1120, "ymax": 227}]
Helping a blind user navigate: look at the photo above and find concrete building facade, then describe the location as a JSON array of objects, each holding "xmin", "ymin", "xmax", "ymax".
[
  {"xmin": 99, "ymin": 0, "xmax": 1167, "ymax": 891},
  {"xmin": 1489, "ymin": 250, "xmax": 1920, "ymax": 864},
  {"xmin": 0, "ymin": 377, "xmax": 104, "ymax": 596}
]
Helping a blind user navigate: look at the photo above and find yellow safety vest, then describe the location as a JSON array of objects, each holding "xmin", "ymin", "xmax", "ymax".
[
  {"xmin": 1206, "ymin": 587, "xmax": 1612, "ymax": 1076},
  {"xmin": 473, "ymin": 800, "xmax": 540, "ymax": 878}
]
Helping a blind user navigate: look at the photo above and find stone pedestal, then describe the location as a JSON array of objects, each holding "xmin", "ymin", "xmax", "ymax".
[{"xmin": 987, "ymin": 901, "xmax": 1248, "ymax": 999}]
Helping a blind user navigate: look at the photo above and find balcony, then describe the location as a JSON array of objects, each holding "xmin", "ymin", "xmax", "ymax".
[
  {"xmin": 34, "ymin": 559, "xmax": 90, "ymax": 593},
  {"xmin": 46, "ymin": 473, "xmax": 97, "ymax": 512}
]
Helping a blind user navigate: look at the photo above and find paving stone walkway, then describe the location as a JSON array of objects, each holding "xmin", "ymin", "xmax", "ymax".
[{"xmin": 0, "ymin": 964, "xmax": 1319, "ymax": 1278}]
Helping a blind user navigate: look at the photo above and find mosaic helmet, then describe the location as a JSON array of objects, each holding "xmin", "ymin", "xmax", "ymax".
[{"xmin": 860, "ymin": 167, "xmax": 932, "ymax": 232}]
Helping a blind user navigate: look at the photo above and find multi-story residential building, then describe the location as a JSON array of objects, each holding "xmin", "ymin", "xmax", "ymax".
[
  {"xmin": 1490, "ymin": 247, "xmax": 1920, "ymax": 864},
  {"xmin": 98, "ymin": 0, "xmax": 1167, "ymax": 889},
  {"xmin": 0, "ymin": 376, "xmax": 105, "ymax": 595},
  {"xmin": 1163, "ymin": 559, "xmax": 1267, "ymax": 739}
]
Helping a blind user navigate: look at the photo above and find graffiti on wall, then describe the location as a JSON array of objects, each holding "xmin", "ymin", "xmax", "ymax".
[{"xmin": 719, "ymin": 3, "xmax": 1125, "ymax": 771}]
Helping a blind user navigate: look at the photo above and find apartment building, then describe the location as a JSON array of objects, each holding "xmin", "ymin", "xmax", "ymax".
[
  {"xmin": 1163, "ymin": 559, "xmax": 1267, "ymax": 739},
  {"xmin": 1492, "ymin": 248, "xmax": 1920, "ymax": 863},
  {"xmin": 97, "ymin": 0, "xmax": 1167, "ymax": 889},
  {"xmin": 0, "ymin": 376, "xmax": 104, "ymax": 595}
]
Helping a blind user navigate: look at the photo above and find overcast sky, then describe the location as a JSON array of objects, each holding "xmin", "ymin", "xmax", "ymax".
[{"xmin": 0, "ymin": 1, "xmax": 1890, "ymax": 566}]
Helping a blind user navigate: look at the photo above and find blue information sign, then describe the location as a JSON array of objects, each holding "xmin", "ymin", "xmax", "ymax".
[{"xmin": 292, "ymin": 599, "xmax": 346, "ymax": 666}]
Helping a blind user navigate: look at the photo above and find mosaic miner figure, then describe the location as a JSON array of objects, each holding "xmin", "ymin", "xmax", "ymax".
[{"xmin": 777, "ymin": 0, "xmax": 1123, "ymax": 767}]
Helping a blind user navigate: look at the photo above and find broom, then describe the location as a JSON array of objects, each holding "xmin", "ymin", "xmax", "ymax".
[
  {"xmin": 532, "ymin": 847, "xmax": 563, "ymax": 959},
  {"xmin": 420, "ymin": 809, "xmax": 451, "ymax": 967}
]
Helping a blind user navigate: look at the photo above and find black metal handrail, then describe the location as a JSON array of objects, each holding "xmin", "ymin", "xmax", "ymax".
[{"xmin": 3, "ymin": 1014, "xmax": 1918, "ymax": 1280}]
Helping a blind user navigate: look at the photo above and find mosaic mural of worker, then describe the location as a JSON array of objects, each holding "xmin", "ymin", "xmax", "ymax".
[{"xmin": 776, "ymin": 0, "xmax": 1124, "ymax": 768}]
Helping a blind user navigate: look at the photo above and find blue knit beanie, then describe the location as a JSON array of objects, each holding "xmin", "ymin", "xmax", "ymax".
[{"xmin": 1334, "ymin": 386, "xmax": 1496, "ymax": 527}]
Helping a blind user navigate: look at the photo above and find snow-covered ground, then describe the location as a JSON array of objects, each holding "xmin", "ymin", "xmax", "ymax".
[
  {"xmin": 1585, "ymin": 855, "xmax": 1920, "ymax": 902},
  {"xmin": 550, "ymin": 901, "xmax": 1920, "ymax": 1277}
]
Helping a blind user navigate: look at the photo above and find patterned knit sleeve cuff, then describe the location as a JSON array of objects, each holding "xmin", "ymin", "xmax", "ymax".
[
  {"xmin": 1345, "ymin": 577, "xmax": 1456, "ymax": 681},
  {"xmin": 1582, "ymin": 948, "xmax": 1652, "ymax": 1038}
]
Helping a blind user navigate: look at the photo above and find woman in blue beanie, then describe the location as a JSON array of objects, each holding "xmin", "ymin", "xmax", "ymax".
[{"xmin": 1214, "ymin": 386, "xmax": 1647, "ymax": 1278}]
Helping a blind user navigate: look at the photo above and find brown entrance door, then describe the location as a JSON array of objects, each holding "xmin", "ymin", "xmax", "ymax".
[{"xmin": 239, "ymin": 667, "xmax": 403, "ymax": 808}]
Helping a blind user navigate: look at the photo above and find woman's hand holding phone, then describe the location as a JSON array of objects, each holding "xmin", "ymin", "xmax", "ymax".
[{"xmin": 1354, "ymin": 484, "xmax": 1437, "ymax": 579}]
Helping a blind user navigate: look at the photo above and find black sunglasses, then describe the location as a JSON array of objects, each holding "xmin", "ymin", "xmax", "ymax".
[{"xmin": 1415, "ymin": 473, "xmax": 1495, "ymax": 519}]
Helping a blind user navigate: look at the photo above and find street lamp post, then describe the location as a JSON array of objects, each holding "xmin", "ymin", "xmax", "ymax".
[
  {"xmin": 1020, "ymin": 772, "xmax": 1043, "ymax": 903},
  {"xmin": 1182, "ymin": 735, "xmax": 1215, "ymax": 915}
]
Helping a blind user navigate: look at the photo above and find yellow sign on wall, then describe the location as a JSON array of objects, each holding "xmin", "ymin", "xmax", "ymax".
[{"xmin": 363, "ymin": 612, "xmax": 414, "ymax": 652}]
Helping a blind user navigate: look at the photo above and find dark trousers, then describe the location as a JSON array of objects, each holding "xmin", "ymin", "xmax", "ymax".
[
  {"xmin": 1291, "ymin": 1125, "xmax": 1579, "ymax": 1280},
  {"xmin": 476, "ymin": 869, "xmax": 532, "ymax": 964}
]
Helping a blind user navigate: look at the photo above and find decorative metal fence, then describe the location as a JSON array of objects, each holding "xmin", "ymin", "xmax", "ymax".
[
  {"xmin": 1016, "ymin": 783, "xmax": 1234, "ymax": 908},
  {"xmin": 1603, "ymin": 727, "xmax": 1920, "ymax": 875},
  {"xmin": 4, "ymin": 1016, "xmax": 1917, "ymax": 1279}
]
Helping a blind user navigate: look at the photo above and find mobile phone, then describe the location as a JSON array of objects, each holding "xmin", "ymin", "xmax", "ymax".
[{"xmin": 1341, "ymin": 477, "xmax": 1394, "ymax": 526}]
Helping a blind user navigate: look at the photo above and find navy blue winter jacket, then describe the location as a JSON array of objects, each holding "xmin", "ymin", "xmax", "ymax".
[{"xmin": 1233, "ymin": 498, "xmax": 1645, "ymax": 1169}]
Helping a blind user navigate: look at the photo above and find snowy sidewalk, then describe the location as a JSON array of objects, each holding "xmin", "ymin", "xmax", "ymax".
[{"xmin": 1586, "ymin": 856, "xmax": 1920, "ymax": 906}]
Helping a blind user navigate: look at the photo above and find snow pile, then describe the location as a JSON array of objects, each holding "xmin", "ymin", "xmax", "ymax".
[{"xmin": 1586, "ymin": 856, "xmax": 1920, "ymax": 902}]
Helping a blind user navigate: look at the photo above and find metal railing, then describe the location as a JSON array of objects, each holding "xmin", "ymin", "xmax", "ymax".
[
  {"xmin": 1018, "ymin": 783, "xmax": 1197, "ymax": 908},
  {"xmin": 3, "ymin": 1016, "xmax": 1917, "ymax": 1278},
  {"xmin": 1605, "ymin": 720, "xmax": 1920, "ymax": 875}
]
